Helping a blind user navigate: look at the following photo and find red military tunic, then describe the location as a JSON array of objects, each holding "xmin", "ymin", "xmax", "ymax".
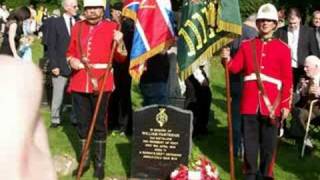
[
  {"xmin": 228, "ymin": 37, "xmax": 293, "ymax": 117},
  {"xmin": 66, "ymin": 19, "xmax": 125, "ymax": 93}
]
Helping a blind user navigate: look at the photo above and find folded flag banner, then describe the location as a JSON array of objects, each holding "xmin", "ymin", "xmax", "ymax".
[
  {"xmin": 123, "ymin": 0, "xmax": 176, "ymax": 80},
  {"xmin": 122, "ymin": 0, "xmax": 140, "ymax": 20},
  {"xmin": 177, "ymin": 0, "xmax": 242, "ymax": 79}
]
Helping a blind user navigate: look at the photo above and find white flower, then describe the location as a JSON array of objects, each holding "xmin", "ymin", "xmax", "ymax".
[
  {"xmin": 205, "ymin": 165, "xmax": 211, "ymax": 171},
  {"xmin": 212, "ymin": 170, "xmax": 219, "ymax": 178},
  {"xmin": 188, "ymin": 170, "xmax": 201, "ymax": 180},
  {"xmin": 171, "ymin": 170, "xmax": 179, "ymax": 178},
  {"xmin": 195, "ymin": 160, "xmax": 201, "ymax": 166}
]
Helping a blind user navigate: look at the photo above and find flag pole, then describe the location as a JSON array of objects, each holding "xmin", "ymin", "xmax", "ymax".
[{"xmin": 222, "ymin": 57, "xmax": 236, "ymax": 180}]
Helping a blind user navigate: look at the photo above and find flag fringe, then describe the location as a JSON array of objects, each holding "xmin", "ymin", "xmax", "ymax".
[
  {"xmin": 216, "ymin": 0, "xmax": 242, "ymax": 35},
  {"xmin": 178, "ymin": 0, "xmax": 242, "ymax": 80},
  {"xmin": 179, "ymin": 33, "xmax": 238, "ymax": 80},
  {"xmin": 129, "ymin": 38, "xmax": 175, "ymax": 80},
  {"xmin": 217, "ymin": 19, "xmax": 242, "ymax": 35},
  {"xmin": 122, "ymin": 8, "xmax": 137, "ymax": 21},
  {"xmin": 129, "ymin": 69, "xmax": 142, "ymax": 82}
]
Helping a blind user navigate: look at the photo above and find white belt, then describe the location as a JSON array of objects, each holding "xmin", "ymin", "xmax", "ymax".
[
  {"xmin": 78, "ymin": 63, "xmax": 110, "ymax": 69},
  {"xmin": 244, "ymin": 73, "xmax": 282, "ymax": 90}
]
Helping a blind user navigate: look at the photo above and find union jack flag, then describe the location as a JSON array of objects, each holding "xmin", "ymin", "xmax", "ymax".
[
  {"xmin": 122, "ymin": 0, "xmax": 140, "ymax": 20},
  {"xmin": 123, "ymin": 0, "xmax": 176, "ymax": 80}
]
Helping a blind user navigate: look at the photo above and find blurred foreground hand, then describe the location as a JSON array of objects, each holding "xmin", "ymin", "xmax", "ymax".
[{"xmin": 0, "ymin": 55, "xmax": 57, "ymax": 180}]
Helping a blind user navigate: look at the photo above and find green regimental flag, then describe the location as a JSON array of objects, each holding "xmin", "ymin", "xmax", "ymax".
[{"xmin": 178, "ymin": 0, "xmax": 242, "ymax": 79}]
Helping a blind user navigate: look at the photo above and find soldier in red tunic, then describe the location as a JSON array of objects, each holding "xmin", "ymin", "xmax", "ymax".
[
  {"xmin": 221, "ymin": 3, "xmax": 293, "ymax": 180},
  {"xmin": 66, "ymin": 0, "xmax": 127, "ymax": 179}
]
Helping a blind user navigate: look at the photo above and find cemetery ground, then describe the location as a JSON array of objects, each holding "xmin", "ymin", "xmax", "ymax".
[{"xmin": 32, "ymin": 40, "xmax": 320, "ymax": 180}]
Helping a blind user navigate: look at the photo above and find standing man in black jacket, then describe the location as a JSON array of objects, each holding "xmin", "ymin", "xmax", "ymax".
[
  {"xmin": 311, "ymin": 10, "xmax": 320, "ymax": 51},
  {"xmin": 48, "ymin": 0, "xmax": 78, "ymax": 128},
  {"xmin": 275, "ymin": 7, "xmax": 320, "ymax": 88}
]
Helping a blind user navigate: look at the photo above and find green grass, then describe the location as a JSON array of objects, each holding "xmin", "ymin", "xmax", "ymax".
[{"xmin": 33, "ymin": 41, "xmax": 320, "ymax": 180}]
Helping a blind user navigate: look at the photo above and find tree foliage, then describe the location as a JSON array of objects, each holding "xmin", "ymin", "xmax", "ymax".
[
  {"xmin": 4, "ymin": 0, "xmax": 27, "ymax": 8},
  {"xmin": 239, "ymin": 0, "xmax": 320, "ymax": 22},
  {"xmin": 3, "ymin": 0, "xmax": 320, "ymax": 21},
  {"xmin": 239, "ymin": 0, "xmax": 276, "ymax": 20}
]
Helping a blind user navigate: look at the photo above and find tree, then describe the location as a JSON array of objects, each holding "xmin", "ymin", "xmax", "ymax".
[
  {"xmin": 239, "ymin": 0, "xmax": 278, "ymax": 20},
  {"xmin": 4, "ymin": 0, "xmax": 26, "ymax": 8}
]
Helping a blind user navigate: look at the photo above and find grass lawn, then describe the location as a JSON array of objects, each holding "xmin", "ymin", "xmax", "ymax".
[{"xmin": 32, "ymin": 39, "xmax": 320, "ymax": 180}]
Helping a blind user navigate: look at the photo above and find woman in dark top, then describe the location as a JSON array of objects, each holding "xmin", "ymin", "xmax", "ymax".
[{"xmin": 0, "ymin": 6, "xmax": 30, "ymax": 58}]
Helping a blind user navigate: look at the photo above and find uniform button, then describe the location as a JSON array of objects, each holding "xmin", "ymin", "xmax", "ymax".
[
  {"xmin": 262, "ymin": 53, "xmax": 266, "ymax": 57},
  {"xmin": 263, "ymin": 42, "xmax": 267, "ymax": 45},
  {"xmin": 261, "ymin": 66, "xmax": 264, "ymax": 69}
]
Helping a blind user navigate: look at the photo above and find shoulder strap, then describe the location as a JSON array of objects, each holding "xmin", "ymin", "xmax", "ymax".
[
  {"xmin": 76, "ymin": 22, "xmax": 99, "ymax": 93},
  {"xmin": 250, "ymin": 39, "xmax": 282, "ymax": 120},
  {"xmin": 250, "ymin": 40, "xmax": 265, "ymax": 94},
  {"xmin": 77, "ymin": 22, "xmax": 84, "ymax": 58}
]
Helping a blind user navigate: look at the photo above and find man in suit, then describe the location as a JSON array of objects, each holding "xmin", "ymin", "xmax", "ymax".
[
  {"xmin": 48, "ymin": 0, "xmax": 78, "ymax": 128},
  {"xmin": 312, "ymin": 10, "xmax": 320, "ymax": 51},
  {"xmin": 275, "ymin": 7, "xmax": 320, "ymax": 88},
  {"xmin": 39, "ymin": 11, "xmax": 60, "ymax": 107}
]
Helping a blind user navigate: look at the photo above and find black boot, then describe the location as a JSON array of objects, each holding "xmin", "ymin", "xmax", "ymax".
[
  {"xmin": 73, "ymin": 139, "xmax": 90, "ymax": 176},
  {"xmin": 93, "ymin": 140, "xmax": 106, "ymax": 180}
]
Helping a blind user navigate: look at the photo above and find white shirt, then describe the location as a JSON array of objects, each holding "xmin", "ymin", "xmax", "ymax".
[
  {"xmin": 316, "ymin": 28, "xmax": 320, "ymax": 50},
  {"xmin": 312, "ymin": 73, "xmax": 320, "ymax": 87},
  {"xmin": 1, "ymin": 9, "xmax": 9, "ymax": 22},
  {"xmin": 192, "ymin": 60, "xmax": 210, "ymax": 84},
  {"xmin": 0, "ymin": 8, "xmax": 4, "ymax": 19},
  {"xmin": 287, "ymin": 26, "xmax": 300, "ymax": 68},
  {"xmin": 63, "ymin": 13, "xmax": 75, "ymax": 35}
]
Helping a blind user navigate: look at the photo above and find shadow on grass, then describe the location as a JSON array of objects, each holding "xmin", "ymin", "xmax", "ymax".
[
  {"xmin": 194, "ymin": 109, "xmax": 320, "ymax": 180},
  {"xmin": 115, "ymin": 140, "xmax": 132, "ymax": 176},
  {"xmin": 193, "ymin": 111, "xmax": 243, "ymax": 179},
  {"xmin": 61, "ymin": 112, "xmax": 81, "ymax": 159},
  {"xmin": 276, "ymin": 138, "xmax": 320, "ymax": 179},
  {"xmin": 214, "ymin": 98, "xmax": 227, "ymax": 114},
  {"xmin": 211, "ymin": 84, "xmax": 226, "ymax": 98}
]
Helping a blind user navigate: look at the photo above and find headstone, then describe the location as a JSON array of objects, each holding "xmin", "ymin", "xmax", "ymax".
[{"xmin": 130, "ymin": 105, "xmax": 193, "ymax": 180}]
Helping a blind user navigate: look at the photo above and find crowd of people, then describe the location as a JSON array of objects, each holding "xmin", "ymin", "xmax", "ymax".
[{"xmin": 0, "ymin": 1, "xmax": 320, "ymax": 180}]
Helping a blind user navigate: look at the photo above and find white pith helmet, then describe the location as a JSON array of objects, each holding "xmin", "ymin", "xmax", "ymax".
[
  {"xmin": 256, "ymin": 3, "xmax": 278, "ymax": 22},
  {"xmin": 83, "ymin": 0, "xmax": 106, "ymax": 8}
]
